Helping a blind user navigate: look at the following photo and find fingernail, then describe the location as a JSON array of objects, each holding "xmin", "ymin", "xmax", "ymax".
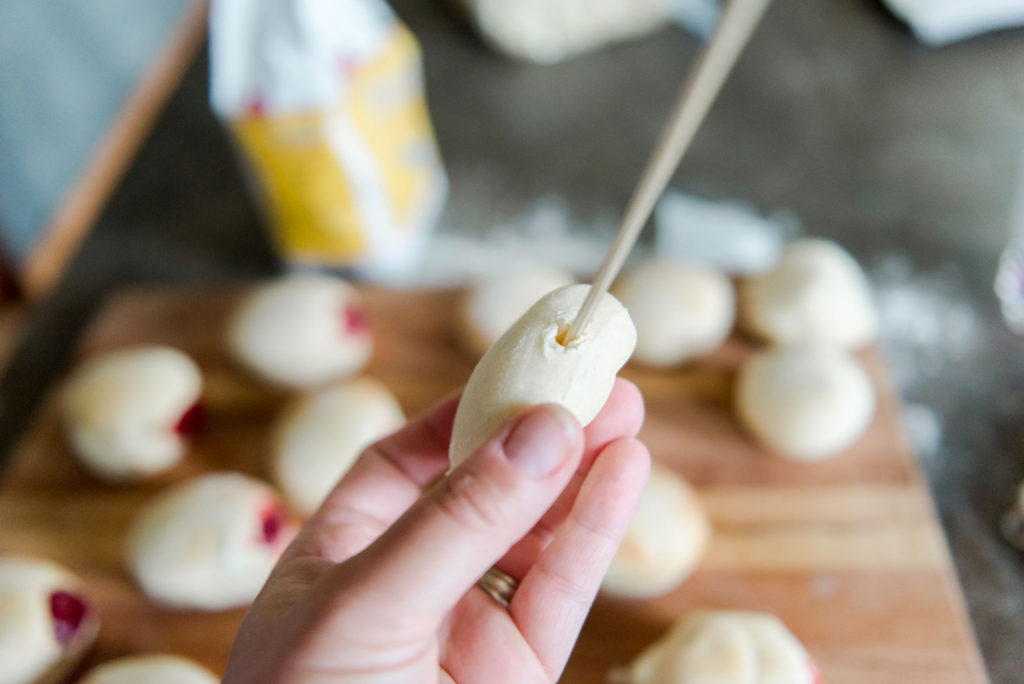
[{"xmin": 504, "ymin": 405, "xmax": 576, "ymax": 478}]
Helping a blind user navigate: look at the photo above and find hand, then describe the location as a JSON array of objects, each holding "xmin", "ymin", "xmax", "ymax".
[{"xmin": 224, "ymin": 379, "xmax": 650, "ymax": 683}]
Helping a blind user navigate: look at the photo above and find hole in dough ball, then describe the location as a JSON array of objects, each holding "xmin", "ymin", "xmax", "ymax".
[
  {"xmin": 450, "ymin": 284, "xmax": 636, "ymax": 467},
  {"xmin": 459, "ymin": 266, "xmax": 576, "ymax": 358}
]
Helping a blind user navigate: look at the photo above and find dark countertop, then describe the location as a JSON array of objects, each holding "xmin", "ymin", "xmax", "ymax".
[{"xmin": 1, "ymin": 1, "xmax": 1022, "ymax": 680}]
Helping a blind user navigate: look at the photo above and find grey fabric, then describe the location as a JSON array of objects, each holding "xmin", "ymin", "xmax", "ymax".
[{"xmin": 0, "ymin": 0, "xmax": 192, "ymax": 260}]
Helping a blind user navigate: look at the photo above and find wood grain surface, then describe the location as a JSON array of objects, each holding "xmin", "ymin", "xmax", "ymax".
[{"xmin": 0, "ymin": 286, "xmax": 987, "ymax": 682}]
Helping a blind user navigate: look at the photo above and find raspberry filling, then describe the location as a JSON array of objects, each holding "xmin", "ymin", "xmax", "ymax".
[
  {"xmin": 173, "ymin": 401, "xmax": 205, "ymax": 437},
  {"xmin": 260, "ymin": 505, "xmax": 284, "ymax": 545},
  {"xmin": 808, "ymin": 659, "xmax": 823, "ymax": 684},
  {"xmin": 49, "ymin": 591, "xmax": 87, "ymax": 645},
  {"xmin": 342, "ymin": 303, "xmax": 369, "ymax": 336}
]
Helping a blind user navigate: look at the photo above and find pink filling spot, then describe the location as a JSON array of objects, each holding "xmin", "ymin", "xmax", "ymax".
[
  {"xmin": 173, "ymin": 401, "xmax": 205, "ymax": 437},
  {"xmin": 808, "ymin": 659, "xmax": 823, "ymax": 684},
  {"xmin": 246, "ymin": 97, "xmax": 266, "ymax": 117},
  {"xmin": 49, "ymin": 591, "xmax": 87, "ymax": 645},
  {"xmin": 260, "ymin": 505, "xmax": 284, "ymax": 545},
  {"xmin": 342, "ymin": 303, "xmax": 370, "ymax": 336}
]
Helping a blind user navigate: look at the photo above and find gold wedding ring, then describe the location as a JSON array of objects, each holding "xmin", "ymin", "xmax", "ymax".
[{"xmin": 477, "ymin": 566, "xmax": 518, "ymax": 609}]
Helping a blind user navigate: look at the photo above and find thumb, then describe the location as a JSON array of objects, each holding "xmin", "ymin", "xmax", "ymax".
[{"xmin": 335, "ymin": 403, "xmax": 583, "ymax": 618}]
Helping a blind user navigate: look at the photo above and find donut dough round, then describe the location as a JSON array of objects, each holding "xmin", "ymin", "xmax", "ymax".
[
  {"xmin": 273, "ymin": 378, "xmax": 406, "ymax": 515},
  {"xmin": 0, "ymin": 557, "xmax": 99, "ymax": 684},
  {"xmin": 450, "ymin": 285, "xmax": 636, "ymax": 467},
  {"xmin": 460, "ymin": 267, "xmax": 575, "ymax": 358},
  {"xmin": 61, "ymin": 346, "xmax": 202, "ymax": 481},
  {"xmin": 619, "ymin": 610, "xmax": 819, "ymax": 684},
  {"xmin": 126, "ymin": 472, "xmax": 297, "ymax": 610},
  {"xmin": 741, "ymin": 239, "xmax": 878, "ymax": 349},
  {"xmin": 736, "ymin": 346, "xmax": 875, "ymax": 461},
  {"xmin": 612, "ymin": 259, "xmax": 734, "ymax": 366},
  {"xmin": 80, "ymin": 655, "xmax": 218, "ymax": 684},
  {"xmin": 463, "ymin": 0, "xmax": 670, "ymax": 64},
  {"xmin": 603, "ymin": 464, "xmax": 710, "ymax": 598},
  {"xmin": 227, "ymin": 275, "xmax": 373, "ymax": 389}
]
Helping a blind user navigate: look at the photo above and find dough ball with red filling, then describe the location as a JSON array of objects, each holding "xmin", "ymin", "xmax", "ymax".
[
  {"xmin": 228, "ymin": 275, "xmax": 373, "ymax": 389},
  {"xmin": 126, "ymin": 472, "xmax": 297, "ymax": 610},
  {"xmin": 0, "ymin": 557, "xmax": 99, "ymax": 684},
  {"xmin": 61, "ymin": 346, "xmax": 203, "ymax": 481}
]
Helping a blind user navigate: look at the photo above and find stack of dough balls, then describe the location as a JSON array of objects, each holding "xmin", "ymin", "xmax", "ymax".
[
  {"xmin": 450, "ymin": 284, "xmax": 636, "ymax": 467},
  {"xmin": 459, "ymin": 266, "xmax": 575, "ymax": 357},
  {"xmin": 272, "ymin": 378, "xmax": 406, "ymax": 515},
  {"xmin": 612, "ymin": 258, "xmax": 735, "ymax": 366},
  {"xmin": 737, "ymin": 239, "xmax": 879, "ymax": 461},
  {"xmin": 60, "ymin": 346, "xmax": 203, "ymax": 480},
  {"xmin": 228, "ymin": 274, "xmax": 373, "ymax": 389},
  {"xmin": 0, "ymin": 557, "xmax": 99, "ymax": 684},
  {"xmin": 603, "ymin": 464, "xmax": 710, "ymax": 598},
  {"xmin": 80, "ymin": 655, "xmax": 217, "ymax": 684},
  {"xmin": 126, "ymin": 472, "xmax": 297, "ymax": 610},
  {"xmin": 617, "ymin": 610, "xmax": 819, "ymax": 684}
]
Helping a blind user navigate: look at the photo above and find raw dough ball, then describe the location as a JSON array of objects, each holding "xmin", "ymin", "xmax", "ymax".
[
  {"xmin": 61, "ymin": 346, "xmax": 203, "ymax": 481},
  {"xmin": 603, "ymin": 464, "xmax": 710, "ymax": 598},
  {"xmin": 460, "ymin": 267, "xmax": 575, "ymax": 358},
  {"xmin": 450, "ymin": 285, "xmax": 636, "ymax": 467},
  {"xmin": 273, "ymin": 378, "xmax": 406, "ymax": 515},
  {"xmin": 458, "ymin": 0, "xmax": 672, "ymax": 64},
  {"xmin": 80, "ymin": 655, "xmax": 217, "ymax": 684},
  {"xmin": 736, "ymin": 346, "xmax": 875, "ymax": 461},
  {"xmin": 741, "ymin": 239, "xmax": 878, "ymax": 349},
  {"xmin": 0, "ymin": 557, "xmax": 99, "ymax": 684},
  {"xmin": 612, "ymin": 259, "xmax": 735, "ymax": 366},
  {"xmin": 618, "ymin": 610, "xmax": 819, "ymax": 684},
  {"xmin": 227, "ymin": 275, "xmax": 373, "ymax": 388},
  {"xmin": 126, "ymin": 472, "xmax": 297, "ymax": 610}
]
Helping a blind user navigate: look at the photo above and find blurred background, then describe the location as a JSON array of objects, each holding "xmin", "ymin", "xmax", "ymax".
[{"xmin": 0, "ymin": 0, "xmax": 1022, "ymax": 680}]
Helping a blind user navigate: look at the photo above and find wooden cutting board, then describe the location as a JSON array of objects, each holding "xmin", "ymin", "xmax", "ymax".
[{"xmin": 0, "ymin": 286, "xmax": 987, "ymax": 683}]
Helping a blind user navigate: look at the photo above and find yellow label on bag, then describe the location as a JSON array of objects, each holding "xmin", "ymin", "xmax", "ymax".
[
  {"xmin": 228, "ymin": 24, "xmax": 445, "ymax": 268},
  {"xmin": 232, "ymin": 111, "xmax": 368, "ymax": 261}
]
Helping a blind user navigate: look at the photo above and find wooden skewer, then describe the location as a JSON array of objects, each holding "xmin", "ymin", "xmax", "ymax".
[{"xmin": 561, "ymin": 0, "xmax": 772, "ymax": 344}]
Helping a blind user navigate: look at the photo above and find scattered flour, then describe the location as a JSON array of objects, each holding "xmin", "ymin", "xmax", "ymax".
[{"xmin": 417, "ymin": 195, "xmax": 622, "ymax": 286}]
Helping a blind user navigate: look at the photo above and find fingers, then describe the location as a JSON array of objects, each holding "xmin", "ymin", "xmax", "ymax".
[
  {"xmin": 498, "ymin": 378, "xmax": 645, "ymax": 579},
  {"xmin": 511, "ymin": 436, "xmax": 650, "ymax": 679},
  {"xmin": 328, "ymin": 403, "xmax": 584, "ymax": 619},
  {"xmin": 293, "ymin": 391, "xmax": 461, "ymax": 562}
]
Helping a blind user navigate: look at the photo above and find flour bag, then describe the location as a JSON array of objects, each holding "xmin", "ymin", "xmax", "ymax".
[{"xmin": 210, "ymin": 0, "xmax": 447, "ymax": 281}]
